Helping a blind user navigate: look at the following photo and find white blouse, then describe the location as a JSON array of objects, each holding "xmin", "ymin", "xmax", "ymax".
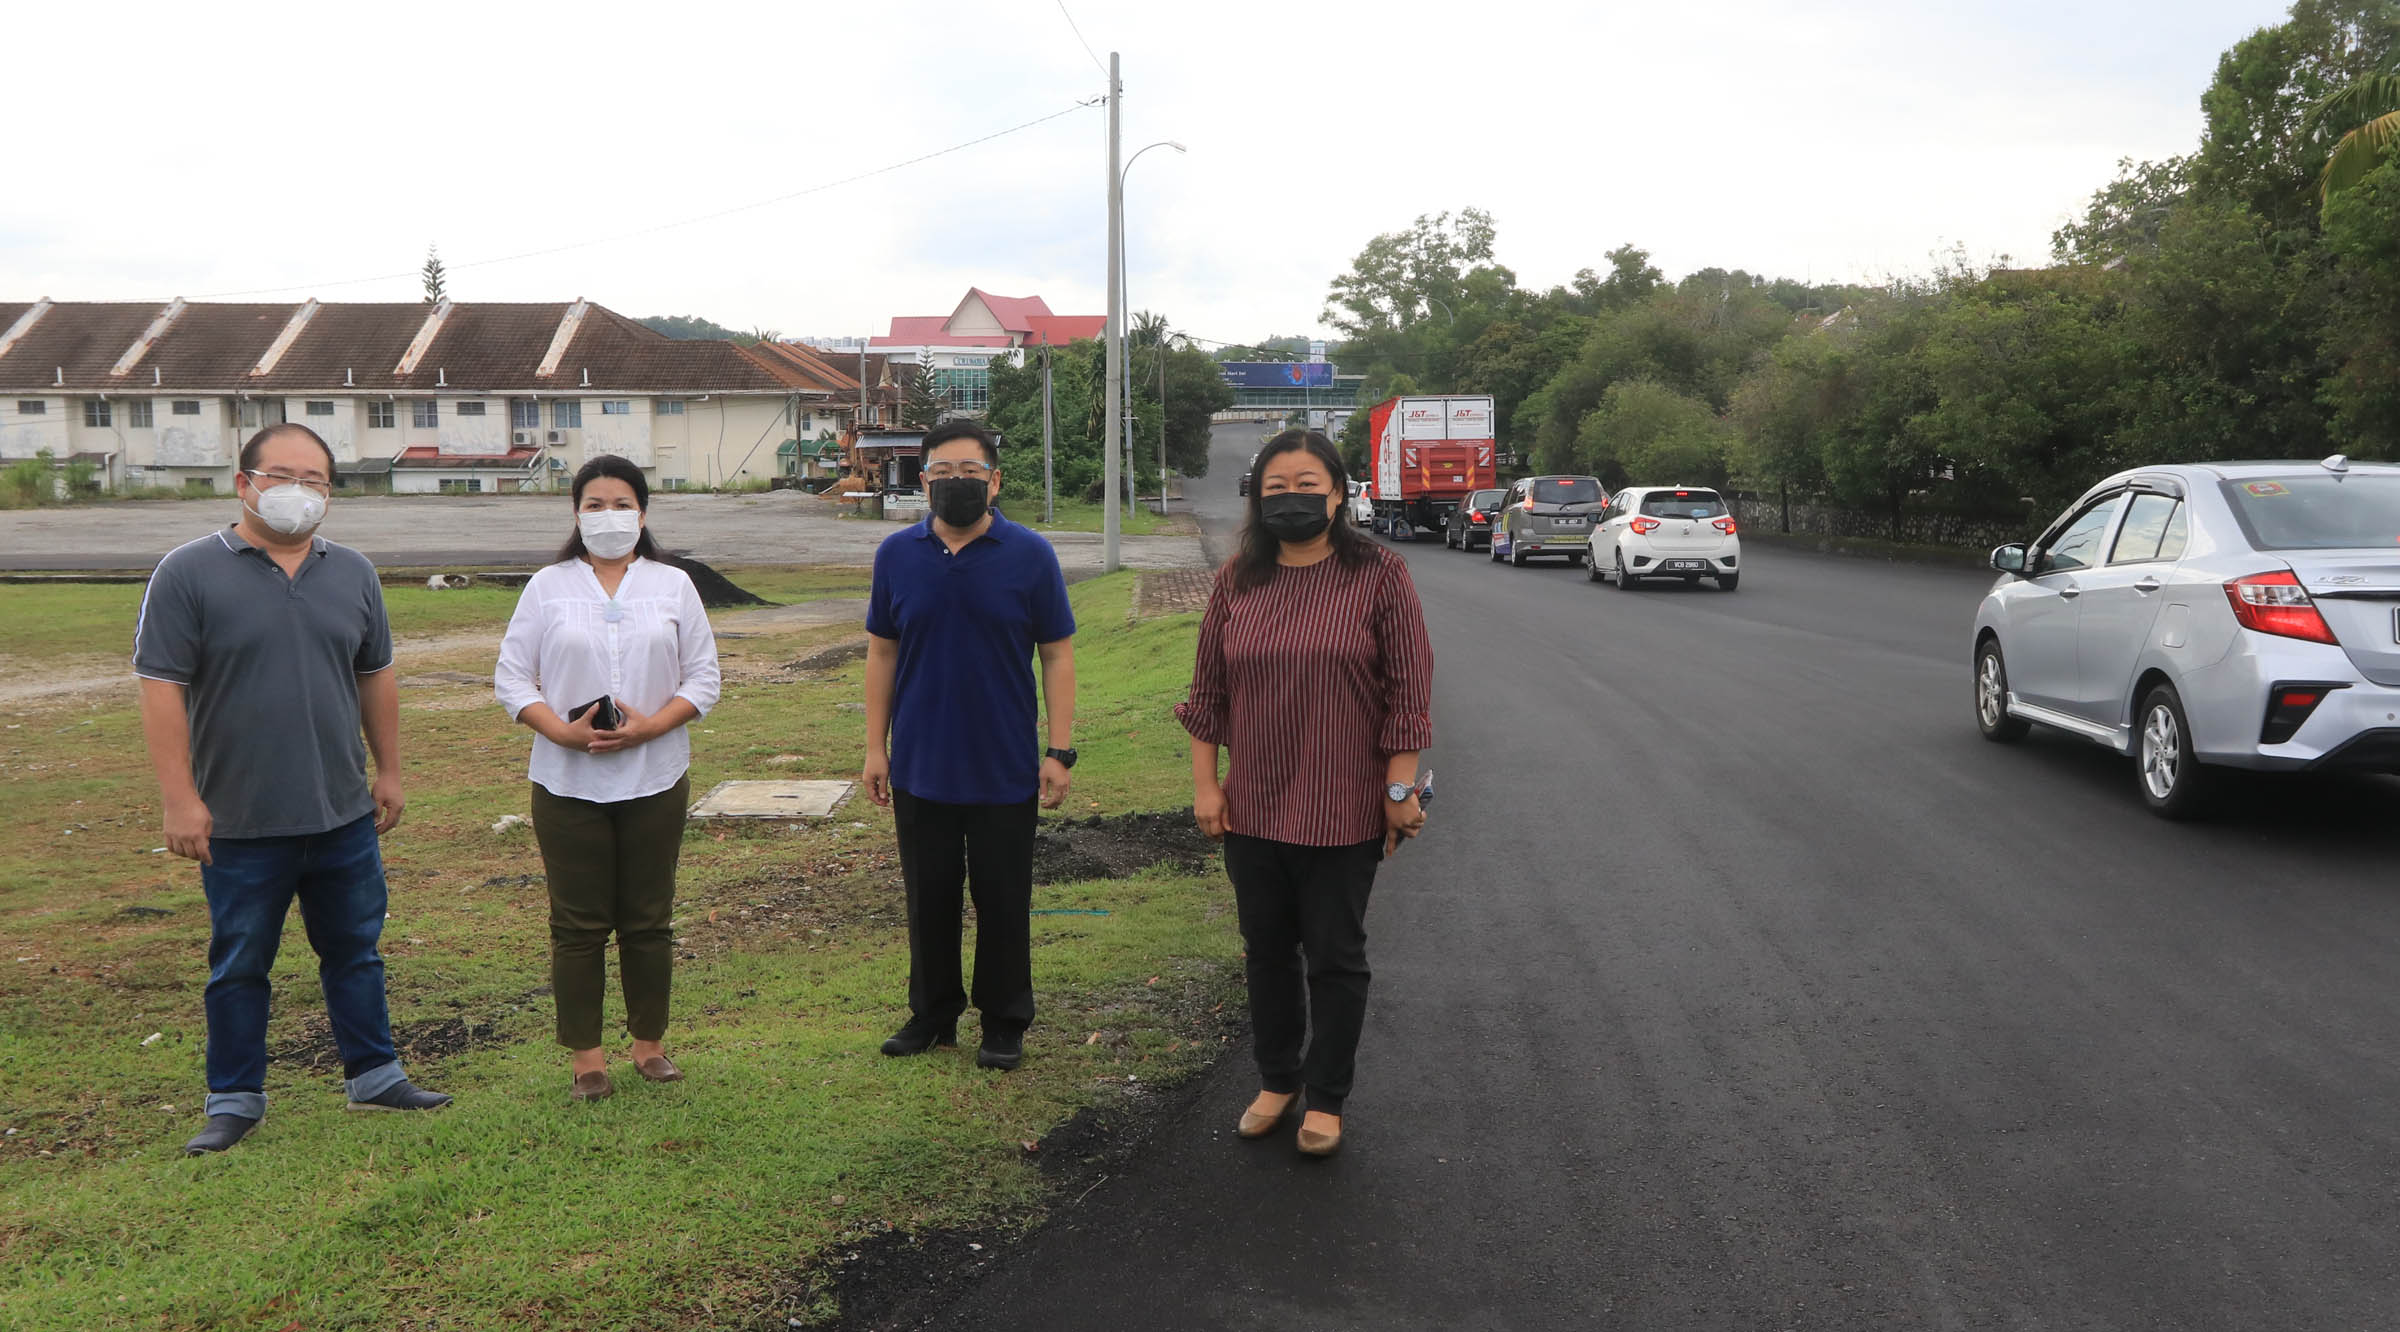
[{"xmin": 494, "ymin": 557, "xmax": 722, "ymax": 804}]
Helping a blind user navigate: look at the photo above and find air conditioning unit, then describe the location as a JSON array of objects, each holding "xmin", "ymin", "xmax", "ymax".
[
  {"xmin": 547, "ymin": 430, "xmax": 564, "ymax": 444},
  {"xmin": 512, "ymin": 430, "xmax": 533, "ymax": 446}
]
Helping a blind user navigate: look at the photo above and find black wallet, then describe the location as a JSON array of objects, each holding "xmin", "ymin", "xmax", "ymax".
[{"xmin": 567, "ymin": 696, "xmax": 622, "ymax": 730}]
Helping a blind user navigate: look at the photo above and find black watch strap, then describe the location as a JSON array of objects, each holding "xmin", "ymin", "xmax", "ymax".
[{"xmin": 1046, "ymin": 746, "xmax": 1078, "ymax": 769}]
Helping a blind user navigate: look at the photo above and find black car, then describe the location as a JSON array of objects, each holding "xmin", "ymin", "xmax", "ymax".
[{"xmin": 1443, "ymin": 488, "xmax": 1507, "ymax": 550}]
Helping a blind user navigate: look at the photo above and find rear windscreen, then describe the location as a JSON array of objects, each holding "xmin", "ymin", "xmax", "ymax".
[
  {"xmin": 1533, "ymin": 478, "xmax": 1603, "ymax": 505},
  {"xmin": 1640, "ymin": 491, "xmax": 1727, "ymax": 519},
  {"xmin": 2219, "ymin": 475, "xmax": 2400, "ymax": 550},
  {"xmin": 1470, "ymin": 489, "xmax": 1504, "ymax": 507}
]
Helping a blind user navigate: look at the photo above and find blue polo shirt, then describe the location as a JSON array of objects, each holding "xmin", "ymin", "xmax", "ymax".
[{"xmin": 867, "ymin": 512, "xmax": 1075, "ymax": 805}]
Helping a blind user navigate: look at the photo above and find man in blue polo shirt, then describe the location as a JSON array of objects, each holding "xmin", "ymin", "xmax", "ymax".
[{"xmin": 863, "ymin": 419, "xmax": 1077, "ymax": 1071}]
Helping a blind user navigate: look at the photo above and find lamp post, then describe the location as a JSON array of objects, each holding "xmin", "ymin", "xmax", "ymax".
[{"xmin": 1118, "ymin": 140, "xmax": 1186, "ymax": 512}]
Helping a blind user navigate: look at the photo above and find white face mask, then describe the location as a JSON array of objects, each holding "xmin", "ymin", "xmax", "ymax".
[
  {"xmin": 579, "ymin": 509, "xmax": 643, "ymax": 560},
  {"xmin": 245, "ymin": 479, "xmax": 328, "ymax": 536}
]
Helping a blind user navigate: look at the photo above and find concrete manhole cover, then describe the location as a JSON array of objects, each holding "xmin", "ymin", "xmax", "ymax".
[{"xmin": 688, "ymin": 779, "xmax": 857, "ymax": 820}]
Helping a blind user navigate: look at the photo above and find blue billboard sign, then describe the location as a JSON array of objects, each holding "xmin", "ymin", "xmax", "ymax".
[{"xmin": 1219, "ymin": 362, "xmax": 1334, "ymax": 389}]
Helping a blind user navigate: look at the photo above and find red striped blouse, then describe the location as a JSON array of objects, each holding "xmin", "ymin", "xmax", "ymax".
[{"xmin": 1175, "ymin": 546, "xmax": 1435, "ymax": 847}]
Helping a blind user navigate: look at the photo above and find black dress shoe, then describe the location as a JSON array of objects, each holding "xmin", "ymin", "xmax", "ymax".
[
  {"xmin": 183, "ymin": 1113, "xmax": 258, "ymax": 1155},
  {"xmin": 977, "ymin": 1028, "xmax": 1025, "ymax": 1071},
  {"xmin": 880, "ymin": 1018, "xmax": 958, "ymax": 1057}
]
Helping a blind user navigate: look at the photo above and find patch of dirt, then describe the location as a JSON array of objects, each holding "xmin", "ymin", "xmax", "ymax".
[
  {"xmin": 265, "ymin": 1014, "xmax": 498, "ymax": 1074},
  {"xmin": 1031, "ymin": 812, "xmax": 1217, "ymax": 884},
  {"xmin": 791, "ymin": 637, "xmax": 870, "ymax": 674},
  {"xmin": 658, "ymin": 554, "xmax": 767, "ymax": 609}
]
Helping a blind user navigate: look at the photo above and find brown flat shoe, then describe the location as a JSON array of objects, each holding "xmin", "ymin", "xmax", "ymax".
[
  {"xmin": 569, "ymin": 1070, "xmax": 614, "ymax": 1102},
  {"xmin": 1297, "ymin": 1111, "xmax": 1343, "ymax": 1157},
  {"xmin": 1236, "ymin": 1090, "xmax": 1301, "ymax": 1139},
  {"xmin": 635, "ymin": 1054, "xmax": 683, "ymax": 1083}
]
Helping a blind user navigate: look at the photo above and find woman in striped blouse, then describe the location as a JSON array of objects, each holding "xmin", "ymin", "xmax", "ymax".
[{"xmin": 1176, "ymin": 429, "xmax": 1434, "ymax": 1157}]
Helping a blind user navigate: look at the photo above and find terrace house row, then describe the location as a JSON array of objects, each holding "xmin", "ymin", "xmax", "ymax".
[{"xmin": 0, "ymin": 298, "xmax": 877, "ymax": 493}]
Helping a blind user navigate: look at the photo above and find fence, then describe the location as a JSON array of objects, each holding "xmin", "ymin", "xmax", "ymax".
[{"xmin": 1727, "ymin": 494, "xmax": 2031, "ymax": 551}]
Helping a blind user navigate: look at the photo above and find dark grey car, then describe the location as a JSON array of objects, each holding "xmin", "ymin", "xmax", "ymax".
[
  {"xmin": 1445, "ymin": 488, "xmax": 1506, "ymax": 550},
  {"xmin": 1492, "ymin": 475, "xmax": 1607, "ymax": 567}
]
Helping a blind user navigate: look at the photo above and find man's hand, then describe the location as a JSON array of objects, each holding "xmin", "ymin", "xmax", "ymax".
[
  {"xmin": 1193, "ymin": 781, "xmax": 1229, "ymax": 842},
  {"xmin": 1040, "ymin": 756, "xmax": 1073, "ymax": 810},
  {"xmin": 862, "ymin": 748, "xmax": 892, "ymax": 808},
  {"xmin": 371, "ymin": 773, "xmax": 407, "ymax": 835},
  {"xmin": 164, "ymin": 795, "xmax": 214, "ymax": 865},
  {"xmin": 1383, "ymin": 791, "xmax": 1425, "ymax": 857}
]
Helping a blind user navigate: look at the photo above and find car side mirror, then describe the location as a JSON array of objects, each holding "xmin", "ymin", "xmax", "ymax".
[{"xmin": 1990, "ymin": 543, "xmax": 2029, "ymax": 575}]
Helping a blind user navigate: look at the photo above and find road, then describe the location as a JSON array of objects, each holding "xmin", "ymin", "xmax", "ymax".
[
  {"xmin": 917, "ymin": 422, "xmax": 2400, "ymax": 1330},
  {"xmin": 0, "ymin": 490, "xmax": 1207, "ymax": 573}
]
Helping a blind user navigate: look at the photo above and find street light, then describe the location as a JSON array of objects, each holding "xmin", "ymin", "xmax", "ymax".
[{"xmin": 1118, "ymin": 141, "xmax": 1186, "ymax": 511}]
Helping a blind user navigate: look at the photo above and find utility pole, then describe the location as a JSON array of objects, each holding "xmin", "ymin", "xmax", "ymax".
[
  {"xmin": 1042, "ymin": 343, "xmax": 1056, "ymax": 525},
  {"xmin": 1102, "ymin": 51, "xmax": 1123, "ymax": 571},
  {"xmin": 1157, "ymin": 338, "xmax": 1168, "ymax": 516}
]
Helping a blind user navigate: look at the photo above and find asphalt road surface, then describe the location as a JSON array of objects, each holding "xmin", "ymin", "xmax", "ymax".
[{"xmin": 920, "ymin": 423, "xmax": 2400, "ymax": 1331}]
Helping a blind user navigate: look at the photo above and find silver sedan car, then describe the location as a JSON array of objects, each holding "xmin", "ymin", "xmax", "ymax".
[{"xmin": 1974, "ymin": 457, "xmax": 2400, "ymax": 817}]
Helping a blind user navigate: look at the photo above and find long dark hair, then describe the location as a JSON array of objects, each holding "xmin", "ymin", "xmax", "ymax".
[
  {"xmin": 556, "ymin": 454, "xmax": 665, "ymax": 564},
  {"xmin": 1232, "ymin": 429, "xmax": 1372, "ymax": 591}
]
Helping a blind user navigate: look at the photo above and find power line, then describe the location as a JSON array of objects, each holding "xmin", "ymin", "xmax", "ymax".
[
  {"xmin": 1053, "ymin": 0, "xmax": 1107, "ymax": 74},
  {"xmin": 187, "ymin": 100, "xmax": 1104, "ymax": 300}
]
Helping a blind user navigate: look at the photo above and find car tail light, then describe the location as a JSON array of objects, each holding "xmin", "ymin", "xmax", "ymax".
[
  {"xmin": 1630, "ymin": 517, "xmax": 1660, "ymax": 535},
  {"xmin": 1470, "ymin": 511, "xmax": 1488, "ymax": 523},
  {"xmin": 2223, "ymin": 570, "xmax": 2338, "ymax": 645},
  {"xmin": 2261, "ymin": 682, "xmax": 2343, "ymax": 744},
  {"xmin": 1713, "ymin": 516, "xmax": 1738, "ymax": 535}
]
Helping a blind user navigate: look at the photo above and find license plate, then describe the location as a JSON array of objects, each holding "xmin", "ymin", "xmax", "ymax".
[
  {"xmin": 1555, "ymin": 518, "xmax": 1586, "ymax": 528},
  {"xmin": 1666, "ymin": 559, "xmax": 1707, "ymax": 571}
]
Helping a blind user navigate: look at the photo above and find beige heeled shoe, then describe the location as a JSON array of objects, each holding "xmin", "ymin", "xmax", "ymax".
[
  {"xmin": 1236, "ymin": 1090, "xmax": 1301, "ymax": 1139},
  {"xmin": 1297, "ymin": 1110, "xmax": 1343, "ymax": 1157}
]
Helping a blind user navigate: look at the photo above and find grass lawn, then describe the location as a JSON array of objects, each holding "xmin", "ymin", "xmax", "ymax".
[
  {"xmin": 0, "ymin": 572, "xmax": 1230, "ymax": 1330},
  {"xmin": 1011, "ymin": 499, "xmax": 1165, "ymax": 537}
]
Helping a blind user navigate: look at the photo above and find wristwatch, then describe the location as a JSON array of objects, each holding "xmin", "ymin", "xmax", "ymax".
[
  {"xmin": 1047, "ymin": 747, "xmax": 1079, "ymax": 769},
  {"xmin": 1386, "ymin": 781, "xmax": 1415, "ymax": 802}
]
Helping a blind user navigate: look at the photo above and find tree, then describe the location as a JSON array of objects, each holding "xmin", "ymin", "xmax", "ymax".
[
  {"xmin": 639, "ymin": 314, "xmax": 746, "ymax": 341},
  {"xmin": 1573, "ymin": 380, "xmax": 1726, "ymax": 488},
  {"xmin": 2190, "ymin": 0, "xmax": 2400, "ymax": 232},
  {"xmin": 2309, "ymin": 69, "xmax": 2400, "ymax": 201},
  {"xmin": 420, "ymin": 245, "xmax": 447, "ymax": 304},
  {"xmin": 2319, "ymin": 157, "xmax": 2400, "ymax": 448},
  {"xmin": 2052, "ymin": 157, "xmax": 2194, "ymax": 262},
  {"xmin": 901, "ymin": 365, "xmax": 948, "ymax": 428}
]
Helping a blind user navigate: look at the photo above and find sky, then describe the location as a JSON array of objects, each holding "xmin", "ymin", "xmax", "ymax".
[{"xmin": 0, "ymin": 0, "xmax": 2298, "ymax": 347}]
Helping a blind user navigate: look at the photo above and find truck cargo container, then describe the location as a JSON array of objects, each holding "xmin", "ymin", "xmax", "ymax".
[{"xmin": 1365, "ymin": 394, "xmax": 1497, "ymax": 537}]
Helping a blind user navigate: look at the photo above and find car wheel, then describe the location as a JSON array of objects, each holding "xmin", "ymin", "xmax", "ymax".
[
  {"xmin": 1488, "ymin": 539, "xmax": 1502, "ymax": 563},
  {"xmin": 1510, "ymin": 543, "xmax": 1528, "ymax": 568},
  {"xmin": 1974, "ymin": 639, "xmax": 2030, "ymax": 743},
  {"xmin": 1719, "ymin": 573, "xmax": 1740, "ymax": 592},
  {"xmin": 1587, "ymin": 553, "xmax": 1604, "ymax": 583},
  {"xmin": 2136, "ymin": 684, "xmax": 2216, "ymax": 820},
  {"xmin": 1614, "ymin": 554, "xmax": 1637, "ymax": 591}
]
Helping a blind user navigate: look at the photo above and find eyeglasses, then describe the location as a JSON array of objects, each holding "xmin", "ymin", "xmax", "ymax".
[
  {"xmin": 924, "ymin": 462, "xmax": 994, "ymax": 481},
  {"xmin": 244, "ymin": 470, "xmax": 332, "ymax": 496}
]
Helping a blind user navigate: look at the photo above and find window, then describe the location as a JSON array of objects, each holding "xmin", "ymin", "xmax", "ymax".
[
  {"xmin": 554, "ymin": 400, "xmax": 582, "ymax": 429},
  {"xmin": 367, "ymin": 401, "xmax": 395, "ymax": 429},
  {"xmin": 600, "ymin": 400, "xmax": 631, "ymax": 415},
  {"xmin": 412, "ymin": 399, "xmax": 438, "ymax": 428},
  {"xmin": 2109, "ymin": 494, "xmax": 2186, "ymax": 565},
  {"xmin": 438, "ymin": 478, "xmax": 483, "ymax": 494},
  {"xmin": 127, "ymin": 399, "xmax": 154, "ymax": 428},
  {"xmin": 1638, "ymin": 488, "xmax": 1726, "ymax": 519},
  {"xmin": 171, "ymin": 400, "xmax": 200, "ymax": 416},
  {"xmin": 511, "ymin": 399, "xmax": 540, "ymax": 429},
  {"xmin": 2037, "ymin": 496, "xmax": 2123, "ymax": 575},
  {"xmin": 83, "ymin": 399, "xmax": 111, "ymax": 427},
  {"xmin": 1534, "ymin": 477, "xmax": 1605, "ymax": 506},
  {"xmin": 17, "ymin": 400, "xmax": 45, "ymax": 415},
  {"xmin": 304, "ymin": 400, "xmax": 334, "ymax": 417},
  {"xmin": 456, "ymin": 401, "xmax": 487, "ymax": 417},
  {"xmin": 656, "ymin": 399, "xmax": 685, "ymax": 416},
  {"xmin": 2218, "ymin": 474, "xmax": 2400, "ymax": 551}
]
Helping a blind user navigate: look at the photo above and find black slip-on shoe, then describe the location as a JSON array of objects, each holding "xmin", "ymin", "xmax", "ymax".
[
  {"xmin": 880, "ymin": 1019, "xmax": 958, "ymax": 1057},
  {"xmin": 346, "ymin": 1079, "xmax": 454, "ymax": 1112},
  {"xmin": 976, "ymin": 1029, "xmax": 1025, "ymax": 1071},
  {"xmin": 182, "ymin": 1113, "xmax": 258, "ymax": 1156}
]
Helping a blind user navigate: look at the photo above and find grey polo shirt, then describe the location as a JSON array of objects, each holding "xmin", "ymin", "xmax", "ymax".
[{"xmin": 132, "ymin": 527, "xmax": 394, "ymax": 840}]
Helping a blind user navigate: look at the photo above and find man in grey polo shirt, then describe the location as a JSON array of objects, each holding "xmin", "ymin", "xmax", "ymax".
[{"xmin": 135, "ymin": 423, "xmax": 451, "ymax": 1156}]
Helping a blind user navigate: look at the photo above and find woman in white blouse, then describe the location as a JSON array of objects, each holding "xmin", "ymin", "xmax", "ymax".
[{"xmin": 494, "ymin": 455, "xmax": 721, "ymax": 1102}]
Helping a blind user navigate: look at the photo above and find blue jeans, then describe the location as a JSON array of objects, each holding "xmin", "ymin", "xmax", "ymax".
[{"xmin": 199, "ymin": 813, "xmax": 404, "ymax": 1118}]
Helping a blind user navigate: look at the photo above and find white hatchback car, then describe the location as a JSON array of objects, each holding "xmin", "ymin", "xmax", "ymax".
[{"xmin": 1593, "ymin": 486, "xmax": 1741, "ymax": 590}]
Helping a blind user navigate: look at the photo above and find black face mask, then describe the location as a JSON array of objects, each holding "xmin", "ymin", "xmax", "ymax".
[
  {"xmin": 1259, "ymin": 491, "xmax": 1334, "ymax": 543},
  {"xmin": 928, "ymin": 477, "xmax": 990, "ymax": 527}
]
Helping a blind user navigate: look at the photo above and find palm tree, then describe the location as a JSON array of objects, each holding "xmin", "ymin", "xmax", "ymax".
[{"xmin": 2309, "ymin": 71, "xmax": 2400, "ymax": 205}]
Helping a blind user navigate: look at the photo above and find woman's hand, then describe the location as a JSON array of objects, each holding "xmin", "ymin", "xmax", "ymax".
[
  {"xmin": 588, "ymin": 703, "xmax": 656, "ymax": 754},
  {"xmin": 1384, "ymin": 791, "xmax": 1425, "ymax": 856},
  {"xmin": 1194, "ymin": 780, "xmax": 1230, "ymax": 842},
  {"xmin": 542, "ymin": 710, "xmax": 601, "ymax": 754}
]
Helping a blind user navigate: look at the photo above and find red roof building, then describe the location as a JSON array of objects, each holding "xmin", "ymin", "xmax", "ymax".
[{"xmin": 868, "ymin": 288, "xmax": 1106, "ymax": 417}]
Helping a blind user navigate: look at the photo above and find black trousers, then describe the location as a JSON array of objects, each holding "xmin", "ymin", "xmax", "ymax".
[
  {"xmin": 1223, "ymin": 832, "xmax": 1382, "ymax": 1115},
  {"xmin": 892, "ymin": 787, "xmax": 1038, "ymax": 1034}
]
